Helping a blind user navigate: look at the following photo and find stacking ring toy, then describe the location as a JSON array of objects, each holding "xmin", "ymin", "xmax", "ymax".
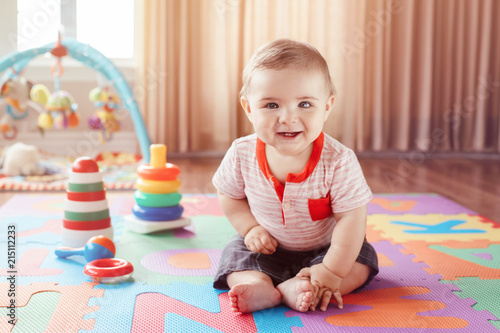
[
  {"xmin": 55, "ymin": 235, "xmax": 115, "ymax": 262},
  {"xmin": 135, "ymin": 178, "xmax": 181, "ymax": 194},
  {"xmin": 134, "ymin": 191, "xmax": 182, "ymax": 207},
  {"xmin": 137, "ymin": 144, "xmax": 180, "ymax": 181},
  {"xmin": 132, "ymin": 204, "xmax": 184, "ymax": 221},
  {"xmin": 84, "ymin": 258, "xmax": 134, "ymax": 283}
]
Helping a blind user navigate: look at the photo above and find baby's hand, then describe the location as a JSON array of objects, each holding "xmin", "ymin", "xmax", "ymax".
[
  {"xmin": 244, "ymin": 226, "xmax": 278, "ymax": 254},
  {"xmin": 298, "ymin": 263, "xmax": 343, "ymax": 311}
]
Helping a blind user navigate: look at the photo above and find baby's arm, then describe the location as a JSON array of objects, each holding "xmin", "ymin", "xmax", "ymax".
[
  {"xmin": 299, "ymin": 205, "xmax": 367, "ymax": 310},
  {"xmin": 218, "ymin": 192, "xmax": 278, "ymax": 254}
]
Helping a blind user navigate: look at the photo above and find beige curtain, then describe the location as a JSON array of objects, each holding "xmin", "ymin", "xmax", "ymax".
[
  {"xmin": 137, "ymin": 0, "xmax": 500, "ymax": 154},
  {"xmin": 345, "ymin": 0, "xmax": 500, "ymax": 152}
]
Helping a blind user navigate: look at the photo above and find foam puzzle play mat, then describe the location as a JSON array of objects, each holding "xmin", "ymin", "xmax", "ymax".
[{"xmin": 0, "ymin": 193, "xmax": 499, "ymax": 332}]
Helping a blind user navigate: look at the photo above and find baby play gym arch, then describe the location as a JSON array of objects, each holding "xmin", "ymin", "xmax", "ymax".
[{"xmin": 0, "ymin": 39, "xmax": 151, "ymax": 162}]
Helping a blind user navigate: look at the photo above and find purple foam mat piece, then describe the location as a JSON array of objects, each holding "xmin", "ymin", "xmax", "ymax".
[
  {"xmin": 287, "ymin": 240, "xmax": 498, "ymax": 332},
  {"xmin": 471, "ymin": 252, "xmax": 494, "ymax": 261},
  {"xmin": 141, "ymin": 248, "xmax": 222, "ymax": 276},
  {"xmin": 368, "ymin": 194, "xmax": 476, "ymax": 215},
  {"xmin": 174, "ymin": 224, "xmax": 196, "ymax": 239},
  {"xmin": 369, "ymin": 240, "xmax": 435, "ymax": 283}
]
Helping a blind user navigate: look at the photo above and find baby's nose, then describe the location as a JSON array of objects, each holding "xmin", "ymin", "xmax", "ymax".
[{"xmin": 278, "ymin": 108, "xmax": 297, "ymax": 123}]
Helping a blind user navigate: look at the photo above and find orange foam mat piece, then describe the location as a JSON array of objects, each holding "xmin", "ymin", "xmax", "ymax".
[
  {"xmin": 326, "ymin": 287, "xmax": 468, "ymax": 329},
  {"xmin": 0, "ymin": 282, "xmax": 103, "ymax": 332},
  {"xmin": 366, "ymin": 224, "xmax": 386, "ymax": 243},
  {"xmin": 370, "ymin": 197, "xmax": 418, "ymax": 212}
]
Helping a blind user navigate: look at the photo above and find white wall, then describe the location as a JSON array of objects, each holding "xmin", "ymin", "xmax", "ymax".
[{"xmin": 0, "ymin": 0, "xmax": 17, "ymax": 55}]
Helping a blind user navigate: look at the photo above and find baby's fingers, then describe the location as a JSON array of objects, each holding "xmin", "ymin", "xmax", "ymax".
[
  {"xmin": 319, "ymin": 290, "xmax": 332, "ymax": 311},
  {"xmin": 332, "ymin": 291, "xmax": 343, "ymax": 310},
  {"xmin": 253, "ymin": 241, "xmax": 272, "ymax": 254},
  {"xmin": 309, "ymin": 286, "xmax": 326, "ymax": 311},
  {"xmin": 297, "ymin": 267, "xmax": 311, "ymax": 278},
  {"xmin": 261, "ymin": 235, "xmax": 277, "ymax": 254}
]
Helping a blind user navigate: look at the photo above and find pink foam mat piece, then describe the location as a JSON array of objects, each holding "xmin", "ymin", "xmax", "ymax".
[
  {"xmin": 131, "ymin": 292, "xmax": 256, "ymax": 332},
  {"xmin": 181, "ymin": 194, "xmax": 224, "ymax": 217}
]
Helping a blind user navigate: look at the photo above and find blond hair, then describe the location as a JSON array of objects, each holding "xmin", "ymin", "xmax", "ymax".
[{"xmin": 240, "ymin": 39, "xmax": 336, "ymax": 97}]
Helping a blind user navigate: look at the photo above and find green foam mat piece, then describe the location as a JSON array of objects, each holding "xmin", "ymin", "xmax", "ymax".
[
  {"xmin": 442, "ymin": 277, "xmax": 500, "ymax": 330},
  {"xmin": 430, "ymin": 244, "xmax": 500, "ymax": 269},
  {"xmin": 0, "ymin": 292, "xmax": 61, "ymax": 332},
  {"xmin": 116, "ymin": 216, "xmax": 236, "ymax": 286}
]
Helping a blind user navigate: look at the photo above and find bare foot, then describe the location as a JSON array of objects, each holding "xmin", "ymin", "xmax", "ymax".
[
  {"xmin": 228, "ymin": 281, "xmax": 281, "ymax": 313},
  {"xmin": 276, "ymin": 276, "xmax": 314, "ymax": 312}
]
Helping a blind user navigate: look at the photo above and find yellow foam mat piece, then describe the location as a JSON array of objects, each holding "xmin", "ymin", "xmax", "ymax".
[{"xmin": 367, "ymin": 214, "xmax": 500, "ymax": 243}]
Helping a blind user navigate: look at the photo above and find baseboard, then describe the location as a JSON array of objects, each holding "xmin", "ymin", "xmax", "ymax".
[{"xmin": 357, "ymin": 150, "xmax": 500, "ymax": 160}]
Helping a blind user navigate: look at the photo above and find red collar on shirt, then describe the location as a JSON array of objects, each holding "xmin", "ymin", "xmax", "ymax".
[{"xmin": 256, "ymin": 132, "xmax": 325, "ymax": 202}]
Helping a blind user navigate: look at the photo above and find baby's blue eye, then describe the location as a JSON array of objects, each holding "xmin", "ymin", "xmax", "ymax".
[
  {"xmin": 265, "ymin": 103, "xmax": 279, "ymax": 109},
  {"xmin": 299, "ymin": 101, "xmax": 311, "ymax": 108}
]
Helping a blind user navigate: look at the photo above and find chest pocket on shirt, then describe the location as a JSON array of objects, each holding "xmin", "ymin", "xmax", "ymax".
[{"xmin": 308, "ymin": 194, "xmax": 333, "ymax": 221}]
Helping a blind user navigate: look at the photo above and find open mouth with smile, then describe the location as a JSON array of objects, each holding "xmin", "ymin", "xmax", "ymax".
[{"xmin": 277, "ymin": 131, "xmax": 302, "ymax": 138}]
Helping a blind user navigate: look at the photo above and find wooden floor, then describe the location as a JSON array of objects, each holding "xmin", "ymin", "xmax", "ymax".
[{"xmin": 0, "ymin": 158, "xmax": 498, "ymax": 221}]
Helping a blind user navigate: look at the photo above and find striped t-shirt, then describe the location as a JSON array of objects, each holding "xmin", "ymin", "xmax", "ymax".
[{"xmin": 212, "ymin": 132, "xmax": 373, "ymax": 251}]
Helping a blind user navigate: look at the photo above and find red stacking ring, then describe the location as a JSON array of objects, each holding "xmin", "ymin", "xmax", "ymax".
[
  {"xmin": 63, "ymin": 217, "xmax": 111, "ymax": 231},
  {"xmin": 84, "ymin": 258, "xmax": 134, "ymax": 278},
  {"xmin": 66, "ymin": 190, "xmax": 106, "ymax": 202}
]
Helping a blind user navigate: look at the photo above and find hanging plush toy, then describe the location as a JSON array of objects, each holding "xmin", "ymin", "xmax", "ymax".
[
  {"xmin": 88, "ymin": 86, "xmax": 121, "ymax": 142},
  {"xmin": 0, "ymin": 75, "xmax": 43, "ymax": 139},
  {"xmin": 30, "ymin": 84, "xmax": 80, "ymax": 130}
]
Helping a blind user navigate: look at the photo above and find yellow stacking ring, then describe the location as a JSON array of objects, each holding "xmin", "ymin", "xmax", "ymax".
[{"xmin": 135, "ymin": 178, "xmax": 181, "ymax": 194}]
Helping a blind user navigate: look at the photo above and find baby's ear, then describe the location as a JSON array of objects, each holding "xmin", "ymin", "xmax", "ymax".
[
  {"xmin": 326, "ymin": 96, "xmax": 335, "ymax": 110},
  {"xmin": 241, "ymin": 97, "xmax": 253, "ymax": 122},
  {"xmin": 324, "ymin": 96, "xmax": 335, "ymax": 121}
]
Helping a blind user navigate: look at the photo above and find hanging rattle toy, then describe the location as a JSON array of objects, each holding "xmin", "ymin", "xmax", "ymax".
[
  {"xmin": 30, "ymin": 32, "xmax": 80, "ymax": 131},
  {"xmin": 88, "ymin": 86, "xmax": 121, "ymax": 142}
]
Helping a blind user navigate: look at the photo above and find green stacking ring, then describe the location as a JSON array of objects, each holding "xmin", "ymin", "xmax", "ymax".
[
  {"xmin": 68, "ymin": 182, "xmax": 104, "ymax": 192},
  {"xmin": 64, "ymin": 209, "xmax": 110, "ymax": 221},
  {"xmin": 134, "ymin": 191, "xmax": 182, "ymax": 207}
]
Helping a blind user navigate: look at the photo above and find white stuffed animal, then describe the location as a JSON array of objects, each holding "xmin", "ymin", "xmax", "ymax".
[{"xmin": 0, "ymin": 142, "xmax": 43, "ymax": 176}]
